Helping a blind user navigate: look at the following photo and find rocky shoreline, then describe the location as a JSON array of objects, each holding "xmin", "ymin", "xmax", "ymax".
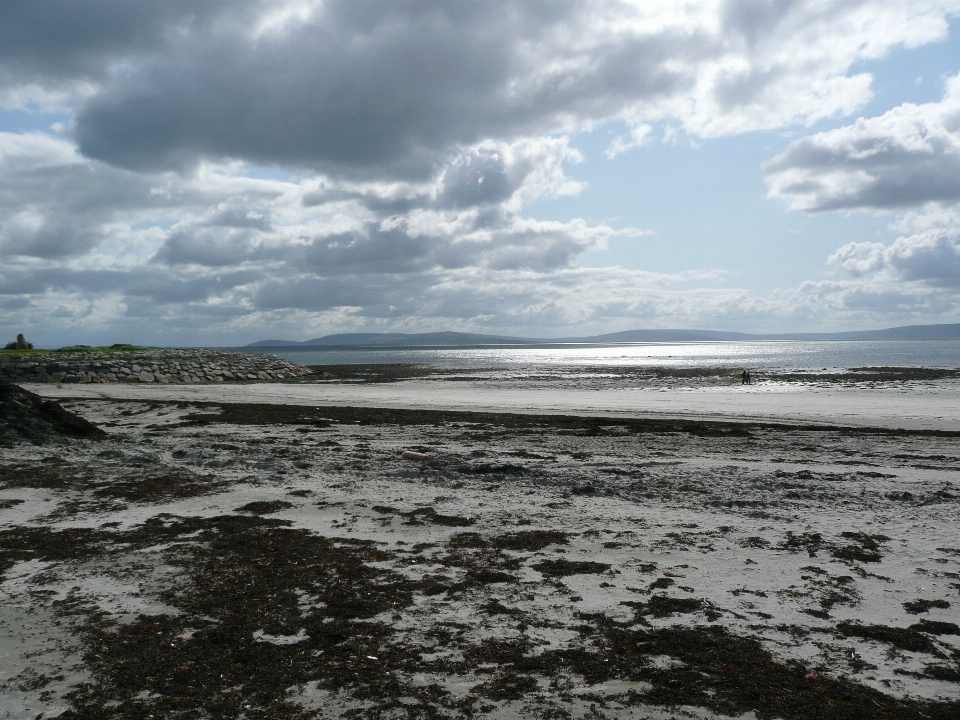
[{"xmin": 0, "ymin": 349, "xmax": 313, "ymax": 385}]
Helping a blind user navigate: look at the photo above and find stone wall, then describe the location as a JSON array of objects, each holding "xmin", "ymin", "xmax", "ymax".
[{"xmin": 0, "ymin": 349, "xmax": 314, "ymax": 385}]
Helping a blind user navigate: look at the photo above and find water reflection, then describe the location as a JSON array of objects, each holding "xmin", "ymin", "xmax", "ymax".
[{"xmin": 225, "ymin": 340, "xmax": 960, "ymax": 371}]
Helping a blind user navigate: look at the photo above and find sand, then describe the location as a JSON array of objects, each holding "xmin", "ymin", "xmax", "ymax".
[
  {"xmin": 1, "ymin": 375, "xmax": 958, "ymax": 718},
  {"xmin": 24, "ymin": 375, "xmax": 960, "ymax": 431}
]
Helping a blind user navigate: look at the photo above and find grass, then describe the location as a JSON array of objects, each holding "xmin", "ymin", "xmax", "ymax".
[{"xmin": 0, "ymin": 343, "xmax": 160, "ymax": 358}]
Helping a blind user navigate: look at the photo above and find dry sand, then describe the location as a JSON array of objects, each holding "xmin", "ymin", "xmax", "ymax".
[{"xmin": 1, "ymin": 375, "xmax": 958, "ymax": 718}]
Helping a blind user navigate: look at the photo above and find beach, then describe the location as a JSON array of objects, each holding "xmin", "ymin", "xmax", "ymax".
[{"xmin": 1, "ymin": 370, "xmax": 958, "ymax": 718}]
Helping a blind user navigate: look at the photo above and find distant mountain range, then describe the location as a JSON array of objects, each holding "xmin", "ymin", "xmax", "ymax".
[{"xmin": 249, "ymin": 323, "xmax": 960, "ymax": 347}]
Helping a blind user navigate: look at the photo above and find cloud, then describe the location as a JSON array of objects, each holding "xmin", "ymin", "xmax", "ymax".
[
  {"xmin": 829, "ymin": 242, "xmax": 888, "ymax": 276},
  {"xmin": 830, "ymin": 229, "xmax": 960, "ymax": 285},
  {"xmin": 765, "ymin": 70, "xmax": 960, "ymax": 297},
  {"xmin": 764, "ymin": 74, "xmax": 960, "ymax": 212},
  {"xmin": 2, "ymin": 0, "xmax": 939, "ymax": 176},
  {"xmin": 0, "ymin": 128, "xmax": 637, "ymax": 338},
  {"xmin": 4, "ymin": 1, "xmax": 960, "ymax": 343}
]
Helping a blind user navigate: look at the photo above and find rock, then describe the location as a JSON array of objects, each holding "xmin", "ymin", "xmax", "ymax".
[
  {"xmin": 0, "ymin": 349, "xmax": 313, "ymax": 386},
  {"xmin": 0, "ymin": 379, "xmax": 105, "ymax": 443}
]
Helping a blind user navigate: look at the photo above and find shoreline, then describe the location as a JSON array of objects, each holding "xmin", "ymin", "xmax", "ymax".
[{"xmin": 22, "ymin": 377, "xmax": 960, "ymax": 432}]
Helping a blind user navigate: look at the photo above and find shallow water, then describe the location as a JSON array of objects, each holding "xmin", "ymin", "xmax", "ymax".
[{"xmin": 226, "ymin": 339, "xmax": 960, "ymax": 371}]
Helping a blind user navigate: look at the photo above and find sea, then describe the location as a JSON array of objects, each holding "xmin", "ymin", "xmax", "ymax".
[{"xmin": 228, "ymin": 340, "xmax": 960, "ymax": 372}]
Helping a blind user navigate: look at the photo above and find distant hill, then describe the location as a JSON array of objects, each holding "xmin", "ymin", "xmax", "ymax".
[
  {"xmin": 248, "ymin": 323, "xmax": 960, "ymax": 347},
  {"xmin": 249, "ymin": 331, "xmax": 534, "ymax": 348}
]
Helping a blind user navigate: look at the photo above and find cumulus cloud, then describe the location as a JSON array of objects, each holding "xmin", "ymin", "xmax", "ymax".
[
  {"xmin": 764, "ymin": 73, "xmax": 960, "ymax": 212},
  {"xmin": 0, "ymin": 0, "xmax": 943, "ymax": 176},
  {"xmin": 762, "ymin": 68, "xmax": 960, "ymax": 312},
  {"xmin": 830, "ymin": 229, "xmax": 960, "ymax": 285}
]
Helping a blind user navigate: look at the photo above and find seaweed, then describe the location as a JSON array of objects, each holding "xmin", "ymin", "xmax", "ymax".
[
  {"xmin": 490, "ymin": 530, "xmax": 569, "ymax": 551},
  {"xmin": 903, "ymin": 598, "xmax": 951, "ymax": 615},
  {"xmin": 835, "ymin": 622, "xmax": 943, "ymax": 655},
  {"xmin": 178, "ymin": 400, "xmax": 960, "ymax": 438},
  {"xmin": 236, "ymin": 500, "xmax": 296, "ymax": 515},
  {"xmin": 60, "ymin": 515, "xmax": 427, "ymax": 719},
  {"xmin": 531, "ymin": 559, "xmax": 611, "ymax": 577}
]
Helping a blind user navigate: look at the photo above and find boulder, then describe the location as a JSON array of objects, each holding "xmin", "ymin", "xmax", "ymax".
[{"xmin": 0, "ymin": 380, "xmax": 105, "ymax": 443}]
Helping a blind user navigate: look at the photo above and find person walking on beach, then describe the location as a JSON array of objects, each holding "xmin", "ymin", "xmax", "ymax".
[{"xmin": 741, "ymin": 369, "xmax": 748, "ymax": 385}]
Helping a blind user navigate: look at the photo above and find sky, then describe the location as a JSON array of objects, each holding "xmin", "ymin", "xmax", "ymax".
[{"xmin": 2, "ymin": 1, "xmax": 960, "ymax": 346}]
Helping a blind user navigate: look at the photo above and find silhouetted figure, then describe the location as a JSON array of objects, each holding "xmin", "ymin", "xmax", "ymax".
[{"xmin": 741, "ymin": 369, "xmax": 748, "ymax": 385}]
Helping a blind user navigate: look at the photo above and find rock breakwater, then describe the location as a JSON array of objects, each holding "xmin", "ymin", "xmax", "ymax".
[{"xmin": 0, "ymin": 349, "xmax": 313, "ymax": 385}]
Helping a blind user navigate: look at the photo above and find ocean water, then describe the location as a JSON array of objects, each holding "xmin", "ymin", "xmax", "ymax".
[{"xmin": 228, "ymin": 340, "xmax": 960, "ymax": 371}]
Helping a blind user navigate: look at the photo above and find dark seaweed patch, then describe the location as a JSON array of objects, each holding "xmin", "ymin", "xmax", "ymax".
[
  {"xmin": 779, "ymin": 531, "xmax": 890, "ymax": 563},
  {"xmin": 509, "ymin": 622, "xmax": 958, "ymax": 720},
  {"xmin": 458, "ymin": 462, "xmax": 528, "ymax": 476},
  {"xmin": 0, "ymin": 526, "xmax": 108, "ymax": 576},
  {"xmin": 448, "ymin": 532, "xmax": 488, "ymax": 549},
  {"xmin": 402, "ymin": 506, "xmax": 475, "ymax": 527},
  {"xmin": 531, "ymin": 558, "xmax": 611, "ymax": 577},
  {"xmin": 94, "ymin": 471, "xmax": 229, "ymax": 502},
  {"xmin": 780, "ymin": 532, "xmax": 826, "ymax": 557},
  {"xmin": 0, "ymin": 460, "xmax": 229, "ymax": 503},
  {"xmin": 831, "ymin": 532, "xmax": 890, "ymax": 563},
  {"xmin": 912, "ymin": 620, "xmax": 960, "ymax": 635},
  {"xmin": 474, "ymin": 673, "xmax": 538, "ymax": 700},
  {"xmin": 490, "ymin": 530, "xmax": 569, "ymax": 551},
  {"xmin": 914, "ymin": 665, "xmax": 960, "ymax": 682},
  {"xmin": 648, "ymin": 577, "xmax": 674, "ymax": 591},
  {"xmin": 625, "ymin": 595, "xmax": 706, "ymax": 619},
  {"xmin": 236, "ymin": 500, "xmax": 296, "ymax": 515},
  {"xmin": 175, "ymin": 400, "xmax": 957, "ymax": 440},
  {"xmin": 904, "ymin": 599, "xmax": 951, "ymax": 615},
  {"xmin": 835, "ymin": 622, "xmax": 943, "ymax": 655}
]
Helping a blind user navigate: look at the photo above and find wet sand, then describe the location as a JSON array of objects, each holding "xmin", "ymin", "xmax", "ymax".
[{"xmin": 1, "ymin": 378, "xmax": 959, "ymax": 718}]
